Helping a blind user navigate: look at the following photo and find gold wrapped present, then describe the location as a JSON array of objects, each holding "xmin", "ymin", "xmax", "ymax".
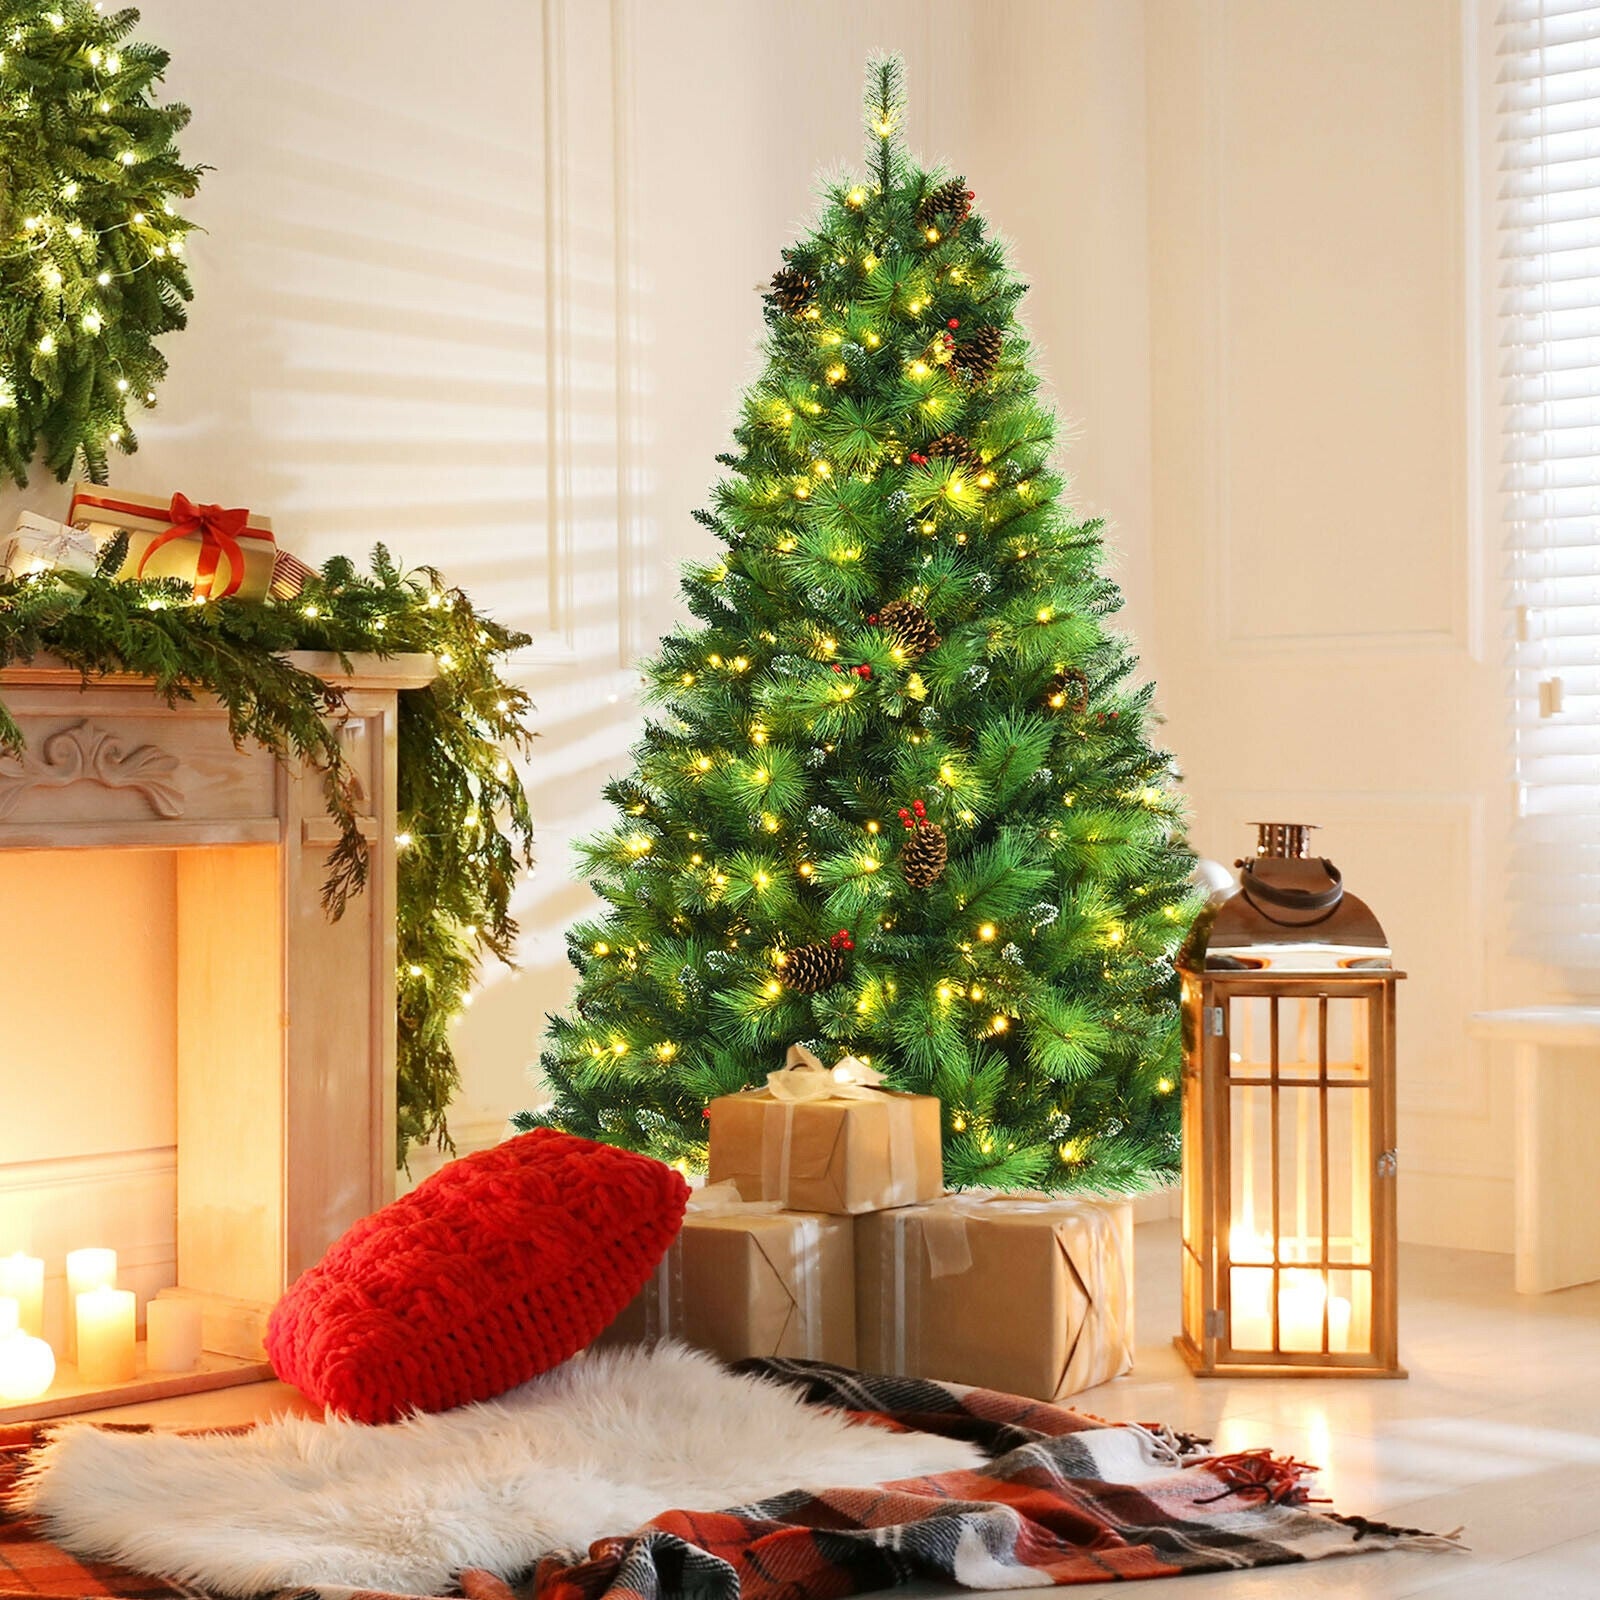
[
  {"xmin": 856, "ymin": 1192, "xmax": 1134, "ymax": 1401},
  {"xmin": 68, "ymin": 482, "xmax": 275, "ymax": 601},
  {"xmin": 706, "ymin": 1047, "xmax": 943, "ymax": 1216}
]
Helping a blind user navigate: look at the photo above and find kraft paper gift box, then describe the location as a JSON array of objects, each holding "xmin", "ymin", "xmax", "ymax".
[
  {"xmin": 1, "ymin": 512, "xmax": 99, "ymax": 580},
  {"xmin": 68, "ymin": 482, "xmax": 276, "ymax": 601},
  {"xmin": 597, "ymin": 1188, "xmax": 855, "ymax": 1365},
  {"xmin": 856, "ymin": 1192, "xmax": 1135, "ymax": 1401},
  {"xmin": 706, "ymin": 1047, "xmax": 943, "ymax": 1216}
]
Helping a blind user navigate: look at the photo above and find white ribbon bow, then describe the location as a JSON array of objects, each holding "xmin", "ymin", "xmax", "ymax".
[{"xmin": 766, "ymin": 1042, "xmax": 887, "ymax": 1102}]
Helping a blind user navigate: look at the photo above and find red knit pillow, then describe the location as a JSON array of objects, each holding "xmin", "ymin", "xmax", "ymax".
[{"xmin": 265, "ymin": 1129, "xmax": 688, "ymax": 1423}]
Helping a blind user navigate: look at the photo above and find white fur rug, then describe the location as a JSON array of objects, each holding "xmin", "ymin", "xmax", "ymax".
[{"xmin": 17, "ymin": 1345, "xmax": 982, "ymax": 1596}]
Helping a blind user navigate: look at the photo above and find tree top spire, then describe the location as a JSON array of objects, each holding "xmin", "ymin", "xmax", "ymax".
[{"xmin": 864, "ymin": 53, "xmax": 907, "ymax": 191}]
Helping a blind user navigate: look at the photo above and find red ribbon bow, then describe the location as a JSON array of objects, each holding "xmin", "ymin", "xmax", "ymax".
[{"xmin": 137, "ymin": 492, "xmax": 255, "ymax": 598}]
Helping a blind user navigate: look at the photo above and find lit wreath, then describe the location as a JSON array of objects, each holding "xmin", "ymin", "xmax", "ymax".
[{"xmin": 0, "ymin": 0, "xmax": 201, "ymax": 485}]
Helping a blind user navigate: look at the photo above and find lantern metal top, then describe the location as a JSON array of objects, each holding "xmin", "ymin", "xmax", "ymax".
[
  {"xmin": 1180, "ymin": 822, "xmax": 1393, "ymax": 974},
  {"xmin": 1251, "ymin": 821, "xmax": 1316, "ymax": 859}
]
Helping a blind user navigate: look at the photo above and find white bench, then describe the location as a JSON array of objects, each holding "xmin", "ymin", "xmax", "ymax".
[{"xmin": 1469, "ymin": 1007, "xmax": 1600, "ymax": 1294}]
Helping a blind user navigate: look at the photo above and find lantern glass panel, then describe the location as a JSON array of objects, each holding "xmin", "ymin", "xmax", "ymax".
[
  {"xmin": 1222, "ymin": 989, "xmax": 1381, "ymax": 1359},
  {"xmin": 1228, "ymin": 1083, "xmax": 1273, "ymax": 1258},
  {"xmin": 1276, "ymin": 1083, "xmax": 1324, "ymax": 1266},
  {"xmin": 1329, "ymin": 1267, "xmax": 1373, "ymax": 1355},
  {"xmin": 1328, "ymin": 1085, "xmax": 1373, "ymax": 1266},
  {"xmin": 1229, "ymin": 996, "xmax": 1272, "ymax": 1080},
  {"xmin": 1230, "ymin": 1267, "xmax": 1274, "ymax": 1351}
]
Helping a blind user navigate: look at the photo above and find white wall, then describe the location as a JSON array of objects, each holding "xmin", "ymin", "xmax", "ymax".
[
  {"xmin": 1146, "ymin": 0, "xmax": 1517, "ymax": 1251},
  {"xmin": 2, "ymin": 1, "xmax": 1515, "ymax": 1250}
]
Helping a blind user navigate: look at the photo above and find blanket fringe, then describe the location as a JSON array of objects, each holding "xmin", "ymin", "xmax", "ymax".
[
  {"xmin": 1190, "ymin": 1448, "xmax": 1329, "ymax": 1508},
  {"xmin": 1327, "ymin": 1512, "xmax": 1469, "ymax": 1553},
  {"xmin": 1115, "ymin": 1421, "xmax": 1207, "ymax": 1467}
]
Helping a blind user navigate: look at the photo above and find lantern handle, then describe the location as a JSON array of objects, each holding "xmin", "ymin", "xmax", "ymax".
[{"xmin": 1239, "ymin": 858, "xmax": 1344, "ymax": 918}]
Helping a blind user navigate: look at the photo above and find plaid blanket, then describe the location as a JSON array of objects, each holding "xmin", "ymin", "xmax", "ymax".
[{"xmin": 1, "ymin": 1359, "xmax": 1458, "ymax": 1600}]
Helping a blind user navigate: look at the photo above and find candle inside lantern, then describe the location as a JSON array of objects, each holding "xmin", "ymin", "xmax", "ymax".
[
  {"xmin": 64, "ymin": 1248, "xmax": 117, "ymax": 1364},
  {"xmin": 145, "ymin": 1298, "xmax": 203, "ymax": 1373},
  {"xmin": 0, "ymin": 1254, "xmax": 44, "ymax": 1338},
  {"xmin": 1329, "ymin": 1292, "xmax": 1352, "ymax": 1352},
  {"xmin": 0, "ymin": 1328, "xmax": 56, "ymax": 1404},
  {"xmin": 76, "ymin": 1285, "xmax": 136, "ymax": 1384},
  {"xmin": 0, "ymin": 1298, "xmax": 17, "ymax": 1339},
  {"xmin": 1227, "ymin": 1225, "xmax": 1274, "ymax": 1349},
  {"xmin": 1276, "ymin": 1270, "xmax": 1353, "ymax": 1354},
  {"xmin": 1229, "ymin": 1229, "xmax": 1352, "ymax": 1354}
]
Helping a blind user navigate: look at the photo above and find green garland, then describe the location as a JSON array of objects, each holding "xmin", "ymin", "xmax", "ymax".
[
  {"xmin": 0, "ymin": 548, "xmax": 535, "ymax": 1158},
  {"xmin": 0, "ymin": 0, "xmax": 203, "ymax": 484}
]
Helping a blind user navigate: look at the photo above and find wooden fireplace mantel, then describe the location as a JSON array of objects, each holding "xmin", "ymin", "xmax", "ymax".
[{"xmin": 0, "ymin": 651, "xmax": 434, "ymax": 1421}]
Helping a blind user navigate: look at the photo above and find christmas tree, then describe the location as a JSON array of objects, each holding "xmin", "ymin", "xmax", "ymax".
[{"xmin": 517, "ymin": 58, "xmax": 1197, "ymax": 1194}]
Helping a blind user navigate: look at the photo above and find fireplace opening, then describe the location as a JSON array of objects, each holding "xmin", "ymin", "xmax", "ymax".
[
  {"xmin": 0, "ymin": 655, "xmax": 420, "ymax": 1420},
  {"xmin": 0, "ymin": 843, "xmax": 285, "ymax": 1418}
]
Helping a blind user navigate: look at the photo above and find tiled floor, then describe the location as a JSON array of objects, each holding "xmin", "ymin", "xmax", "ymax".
[
  {"xmin": 87, "ymin": 1221, "xmax": 1600, "ymax": 1597},
  {"xmin": 992, "ymin": 1220, "xmax": 1600, "ymax": 1597}
]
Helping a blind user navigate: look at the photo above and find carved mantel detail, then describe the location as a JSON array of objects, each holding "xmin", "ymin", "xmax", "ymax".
[{"xmin": 0, "ymin": 719, "xmax": 185, "ymax": 820}]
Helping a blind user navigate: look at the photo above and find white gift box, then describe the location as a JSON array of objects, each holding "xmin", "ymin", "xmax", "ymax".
[{"xmin": 2, "ymin": 512, "xmax": 100, "ymax": 581}]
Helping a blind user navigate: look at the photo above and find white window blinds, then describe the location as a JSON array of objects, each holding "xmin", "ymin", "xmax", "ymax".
[{"xmin": 1499, "ymin": 0, "xmax": 1600, "ymax": 968}]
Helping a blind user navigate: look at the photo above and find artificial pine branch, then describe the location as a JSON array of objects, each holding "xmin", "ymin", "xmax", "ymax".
[{"xmin": 0, "ymin": 0, "xmax": 204, "ymax": 486}]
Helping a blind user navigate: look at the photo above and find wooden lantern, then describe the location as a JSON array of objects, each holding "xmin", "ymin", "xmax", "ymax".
[{"xmin": 1176, "ymin": 824, "xmax": 1405, "ymax": 1378}]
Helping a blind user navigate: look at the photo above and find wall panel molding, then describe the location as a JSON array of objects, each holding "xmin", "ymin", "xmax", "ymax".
[
  {"xmin": 1199, "ymin": 0, "xmax": 1474, "ymax": 658},
  {"xmin": 0, "ymin": 1144, "xmax": 176, "ymax": 1198}
]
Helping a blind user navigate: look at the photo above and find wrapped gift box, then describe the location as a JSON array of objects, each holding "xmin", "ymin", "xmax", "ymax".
[
  {"xmin": 598, "ymin": 1195, "xmax": 855, "ymax": 1366},
  {"xmin": 707, "ymin": 1048, "xmax": 943, "ymax": 1216},
  {"xmin": 1, "ymin": 512, "xmax": 100, "ymax": 580},
  {"xmin": 856, "ymin": 1193, "xmax": 1134, "ymax": 1401},
  {"xmin": 68, "ymin": 483, "xmax": 275, "ymax": 601}
]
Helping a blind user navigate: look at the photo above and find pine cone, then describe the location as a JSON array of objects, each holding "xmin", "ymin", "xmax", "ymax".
[
  {"xmin": 1042, "ymin": 668, "xmax": 1090, "ymax": 715},
  {"xmin": 925, "ymin": 432, "xmax": 978, "ymax": 472},
  {"xmin": 767, "ymin": 264, "xmax": 817, "ymax": 317},
  {"xmin": 901, "ymin": 821, "xmax": 948, "ymax": 889},
  {"xmin": 782, "ymin": 941, "xmax": 847, "ymax": 995},
  {"xmin": 952, "ymin": 325, "xmax": 1003, "ymax": 385},
  {"xmin": 915, "ymin": 178, "xmax": 973, "ymax": 236},
  {"xmin": 878, "ymin": 598, "xmax": 941, "ymax": 659}
]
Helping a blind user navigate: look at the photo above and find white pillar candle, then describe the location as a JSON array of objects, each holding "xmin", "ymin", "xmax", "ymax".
[
  {"xmin": 76, "ymin": 1285, "xmax": 136, "ymax": 1384},
  {"xmin": 0, "ymin": 1298, "xmax": 17, "ymax": 1338},
  {"xmin": 0, "ymin": 1254, "xmax": 45, "ymax": 1339},
  {"xmin": 0, "ymin": 1330, "xmax": 56, "ymax": 1404},
  {"xmin": 64, "ymin": 1248, "xmax": 117, "ymax": 1364},
  {"xmin": 1329, "ymin": 1294, "xmax": 1353, "ymax": 1353},
  {"xmin": 145, "ymin": 1298, "xmax": 203, "ymax": 1373},
  {"xmin": 1278, "ymin": 1270, "xmax": 1329, "ymax": 1353}
]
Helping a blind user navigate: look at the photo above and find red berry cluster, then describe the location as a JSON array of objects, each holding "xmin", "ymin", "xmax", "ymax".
[
  {"xmin": 908, "ymin": 451, "xmax": 928, "ymax": 466},
  {"xmin": 897, "ymin": 799, "xmax": 928, "ymax": 832},
  {"xmin": 828, "ymin": 928, "xmax": 856, "ymax": 951},
  {"xmin": 830, "ymin": 662, "xmax": 873, "ymax": 679},
  {"xmin": 1094, "ymin": 711, "xmax": 1121, "ymax": 725}
]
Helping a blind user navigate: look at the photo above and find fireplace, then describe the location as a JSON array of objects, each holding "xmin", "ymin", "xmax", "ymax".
[{"xmin": 0, "ymin": 652, "xmax": 431, "ymax": 1420}]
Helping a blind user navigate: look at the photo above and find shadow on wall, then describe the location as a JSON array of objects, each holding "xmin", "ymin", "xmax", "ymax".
[{"xmin": 0, "ymin": 23, "xmax": 665, "ymax": 1138}]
